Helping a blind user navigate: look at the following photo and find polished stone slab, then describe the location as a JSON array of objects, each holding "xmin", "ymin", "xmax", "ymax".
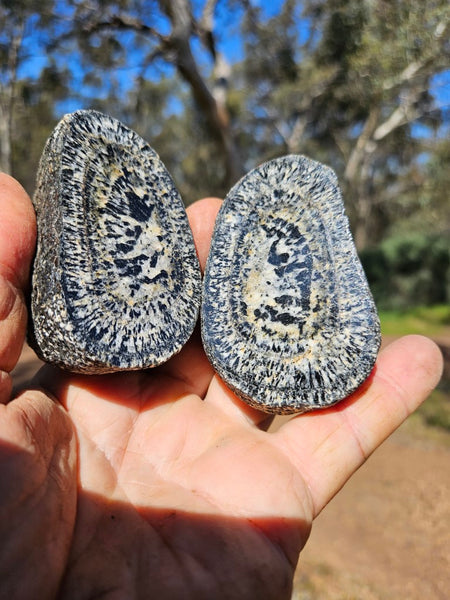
[
  {"xmin": 29, "ymin": 110, "xmax": 201, "ymax": 373},
  {"xmin": 201, "ymin": 155, "xmax": 380, "ymax": 414}
]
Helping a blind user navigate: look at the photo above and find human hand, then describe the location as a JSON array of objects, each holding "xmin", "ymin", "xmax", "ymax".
[{"xmin": 0, "ymin": 174, "xmax": 443, "ymax": 599}]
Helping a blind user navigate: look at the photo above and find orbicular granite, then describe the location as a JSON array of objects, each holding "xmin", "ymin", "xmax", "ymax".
[
  {"xmin": 201, "ymin": 155, "xmax": 380, "ymax": 414},
  {"xmin": 29, "ymin": 110, "xmax": 201, "ymax": 373}
]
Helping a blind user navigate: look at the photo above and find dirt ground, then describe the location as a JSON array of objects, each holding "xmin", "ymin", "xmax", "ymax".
[
  {"xmin": 10, "ymin": 339, "xmax": 450, "ymax": 600},
  {"xmin": 293, "ymin": 424, "xmax": 450, "ymax": 600},
  {"xmin": 292, "ymin": 335, "xmax": 450, "ymax": 600}
]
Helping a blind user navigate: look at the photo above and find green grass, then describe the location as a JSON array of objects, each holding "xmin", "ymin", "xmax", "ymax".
[
  {"xmin": 379, "ymin": 305, "xmax": 450, "ymax": 435},
  {"xmin": 379, "ymin": 304, "xmax": 450, "ymax": 337}
]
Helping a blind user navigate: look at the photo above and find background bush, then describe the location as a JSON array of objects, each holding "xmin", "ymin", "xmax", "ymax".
[{"xmin": 361, "ymin": 233, "xmax": 450, "ymax": 310}]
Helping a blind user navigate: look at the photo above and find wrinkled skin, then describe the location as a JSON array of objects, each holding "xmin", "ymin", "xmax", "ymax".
[{"xmin": 0, "ymin": 174, "xmax": 443, "ymax": 599}]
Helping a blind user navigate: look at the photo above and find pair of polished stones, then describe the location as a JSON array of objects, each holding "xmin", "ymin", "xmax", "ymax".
[{"xmin": 29, "ymin": 110, "xmax": 380, "ymax": 415}]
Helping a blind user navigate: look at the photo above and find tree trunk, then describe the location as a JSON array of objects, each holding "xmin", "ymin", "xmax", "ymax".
[
  {"xmin": 353, "ymin": 194, "xmax": 373, "ymax": 251},
  {"xmin": 0, "ymin": 25, "xmax": 24, "ymax": 175},
  {"xmin": 0, "ymin": 102, "xmax": 12, "ymax": 174},
  {"xmin": 159, "ymin": 0, "xmax": 243, "ymax": 188}
]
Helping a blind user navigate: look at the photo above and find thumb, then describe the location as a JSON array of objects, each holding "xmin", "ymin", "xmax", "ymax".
[{"xmin": 0, "ymin": 174, "xmax": 36, "ymax": 401}]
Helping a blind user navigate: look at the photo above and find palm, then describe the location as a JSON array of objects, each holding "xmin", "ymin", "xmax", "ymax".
[
  {"xmin": 46, "ymin": 330, "xmax": 308, "ymax": 598},
  {"xmin": 0, "ymin": 175, "xmax": 443, "ymax": 600}
]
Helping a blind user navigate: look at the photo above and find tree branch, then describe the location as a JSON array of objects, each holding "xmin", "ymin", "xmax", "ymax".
[
  {"xmin": 55, "ymin": 0, "xmax": 242, "ymax": 187},
  {"xmin": 80, "ymin": 14, "xmax": 168, "ymax": 43},
  {"xmin": 344, "ymin": 107, "xmax": 380, "ymax": 182},
  {"xmin": 159, "ymin": 0, "xmax": 243, "ymax": 186},
  {"xmin": 198, "ymin": 0, "xmax": 218, "ymax": 58},
  {"xmin": 383, "ymin": 19, "xmax": 448, "ymax": 91},
  {"xmin": 373, "ymin": 100, "xmax": 420, "ymax": 141}
]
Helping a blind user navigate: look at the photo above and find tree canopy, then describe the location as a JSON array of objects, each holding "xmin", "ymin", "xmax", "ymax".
[{"xmin": 1, "ymin": 0, "xmax": 449, "ymax": 249}]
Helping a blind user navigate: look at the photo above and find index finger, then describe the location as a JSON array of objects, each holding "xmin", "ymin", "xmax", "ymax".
[{"xmin": 186, "ymin": 197, "xmax": 222, "ymax": 273}]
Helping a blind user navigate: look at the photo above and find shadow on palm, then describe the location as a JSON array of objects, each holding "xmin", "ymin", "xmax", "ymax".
[{"xmin": 27, "ymin": 322, "xmax": 310, "ymax": 598}]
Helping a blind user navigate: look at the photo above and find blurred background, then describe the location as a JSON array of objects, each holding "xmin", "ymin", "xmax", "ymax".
[{"xmin": 2, "ymin": 1, "xmax": 449, "ymax": 598}]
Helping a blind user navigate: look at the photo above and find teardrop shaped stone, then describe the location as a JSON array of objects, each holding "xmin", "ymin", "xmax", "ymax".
[
  {"xmin": 201, "ymin": 155, "xmax": 380, "ymax": 414},
  {"xmin": 29, "ymin": 110, "xmax": 201, "ymax": 373}
]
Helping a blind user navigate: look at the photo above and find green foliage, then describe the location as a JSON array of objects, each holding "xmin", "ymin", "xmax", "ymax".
[
  {"xmin": 236, "ymin": 0, "xmax": 450, "ymax": 247},
  {"xmin": 11, "ymin": 75, "xmax": 63, "ymax": 192},
  {"xmin": 242, "ymin": 0, "xmax": 300, "ymax": 85},
  {"xmin": 361, "ymin": 233, "xmax": 450, "ymax": 310},
  {"xmin": 417, "ymin": 390, "xmax": 450, "ymax": 432},
  {"xmin": 379, "ymin": 304, "xmax": 450, "ymax": 337},
  {"xmin": 315, "ymin": 0, "xmax": 368, "ymax": 67}
]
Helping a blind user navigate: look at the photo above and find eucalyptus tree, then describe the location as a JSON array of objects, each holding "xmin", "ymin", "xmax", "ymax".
[{"xmin": 236, "ymin": 0, "xmax": 449, "ymax": 247}]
